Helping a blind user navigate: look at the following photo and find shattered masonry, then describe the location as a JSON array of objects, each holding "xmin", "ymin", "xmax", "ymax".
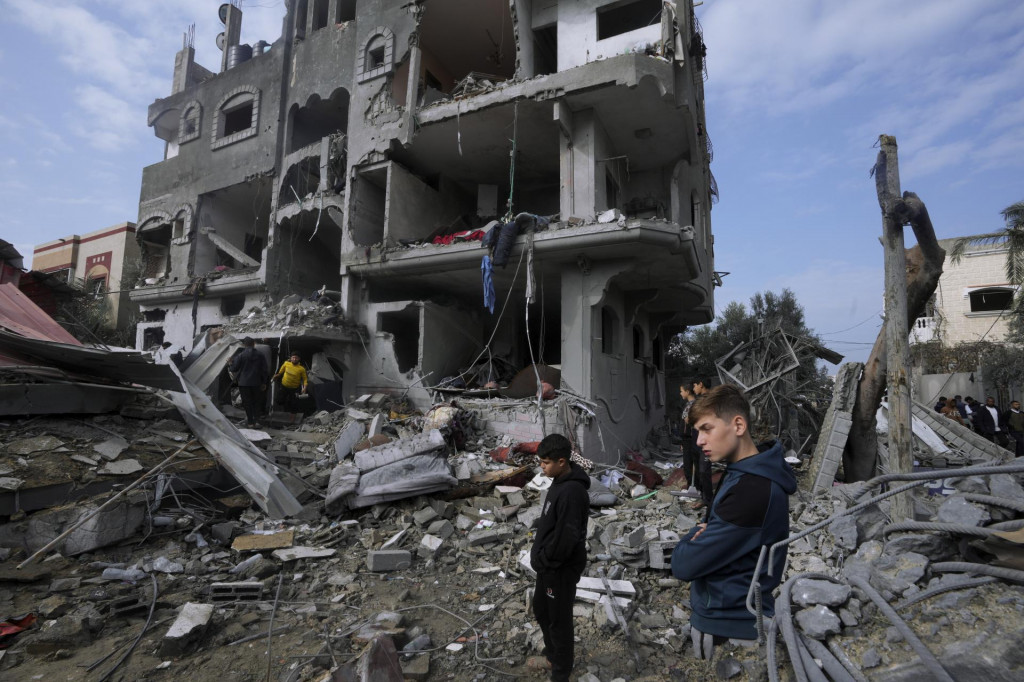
[{"xmin": 132, "ymin": 0, "xmax": 716, "ymax": 459}]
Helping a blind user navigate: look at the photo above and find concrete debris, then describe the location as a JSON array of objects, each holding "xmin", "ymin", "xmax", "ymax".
[{"xmin": 1, "ymin": 334, "xmax": 1022, "ymax": 682}]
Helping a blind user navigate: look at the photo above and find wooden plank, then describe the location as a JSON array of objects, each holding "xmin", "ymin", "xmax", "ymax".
[{"xmin": 232, "ymin": 530, "xmax": 294, "ymax": 551}]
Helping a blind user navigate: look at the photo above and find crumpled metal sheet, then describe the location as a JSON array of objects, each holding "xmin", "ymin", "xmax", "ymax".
[{"xmin": 168, "ymin": 367, "xmax": 302, "ymax": 519}]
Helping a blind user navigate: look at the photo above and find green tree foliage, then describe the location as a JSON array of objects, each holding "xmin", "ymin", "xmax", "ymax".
[{"xmin": 668, "ymin": 288, "xmax": 830, "ymax": 396}]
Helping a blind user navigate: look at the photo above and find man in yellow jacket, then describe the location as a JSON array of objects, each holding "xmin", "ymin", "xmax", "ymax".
[{"xmin": 273, "ymin": 352, "xmax": 308, "ymax": 412}]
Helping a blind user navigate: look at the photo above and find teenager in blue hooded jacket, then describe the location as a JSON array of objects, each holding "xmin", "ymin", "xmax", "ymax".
[{"xmin": 671, "ymin": 383, "xmax": 796, "ymax": 658}]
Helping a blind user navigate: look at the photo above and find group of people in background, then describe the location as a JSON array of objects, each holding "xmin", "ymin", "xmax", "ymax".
[
  {"xmin": 228, "ymin": 337, "xmax": 309, "ymax": 428},
  {"xmin": 934, "ymin": 393, "xmax": 1024, "ymax": 456}
]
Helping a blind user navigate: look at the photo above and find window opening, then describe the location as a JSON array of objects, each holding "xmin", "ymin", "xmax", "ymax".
[
  {"xmin": 337, "ymin": 0, "xmax": 356, "ymax": 23},
  {"xmin": 223, "ymin": 101, "xmax": 254, "ymax": 136},
  {"xmin": 969, "ymin": 288, "xmax": 1013, "ymax": 313},
  {"xmin": 367, "ymin": 37, "xmax": 385, "ymax": 69},
  {"xmin": 378, "ymin": 308, "xmax": 420, "ymax": 373},
  {"xmin": 533, "ymin": 25, "xmax": 557, "ymax": 76},
  {"xmin": 605, "ymin": 172, "xmax": 620, "ymax": 211},
  {"xmin": 88, "ymin": 276, "xmax": 106, "ymax": 298},
  {"xmin": 632, "ymin": 325, "xmax": 643, "ymax": 360},
  {"xmin": 312, "ymin": 0, "xmax": 329, "ymax": 30},
  {"xmin": 221, "ymin": 295, "xmax": 246, "ymax": 316},
  {"xmin": 143, "ymin": 326, "xmax": 165, "ymax": 348},
  {"xmin": 652, "ymin": 334, "xmax": 662, "ymax": 370},
  {"xmin": 601, "ymin": 306, "xmax": 617, "ymax": 354},
  {"xmin": 597, "ymin": 0, "xmax": 662, "ymax": 40},
  {"xmin": 172, "ymin": 218, "xmax": 185, "ymax": 240}
]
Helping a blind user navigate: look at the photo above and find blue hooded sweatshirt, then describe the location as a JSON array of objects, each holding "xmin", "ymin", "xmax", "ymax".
[{"xmin": 670, "ymin": 441, "xmax": 796, "ymax": 639}]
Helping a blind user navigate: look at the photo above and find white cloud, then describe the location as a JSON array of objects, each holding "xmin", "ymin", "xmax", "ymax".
[{"xmin": 72, "ymin": 85, "xmax": 143, "ymax": 152}]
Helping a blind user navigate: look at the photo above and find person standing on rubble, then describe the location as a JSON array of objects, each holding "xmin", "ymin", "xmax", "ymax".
[
  {"xmin": 679, "ymin": 384, "xmax": 699, "ymax": 491},
  {"xmin": 1004, "ymin": 400, "xmax": 1024, "ymax": 456},
  {"xmin": 691, "ymin": 378, "xmax": 717, "ymax": 510},
  {"xmin": 975, "ymin": 396, "xmax": 1008, "ymax": 447},
  {"xmin": 670, "ymin": 384, "xmax": 796, "ymax": 659},
  {"xmin": 529, "ymin": 433, "xmax": 591, "ymax": 682},
  {"xmin": 273, "ymin": 352, "xmax": 308, "ymax": 413},
  {"xmin": 230, "ymin": 337, "xmax": 269, "ymax": 428}
]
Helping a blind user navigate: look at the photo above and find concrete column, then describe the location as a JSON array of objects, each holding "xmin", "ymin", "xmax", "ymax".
[
  {"xmin": 172, "ymin": 47, "xmax": 195, "ymax": 95},
  {"xmin": 221, "ymin": 5, "xmax": 242, "ymax": 73},
  {"xmin": 402, "ymin": 45, "xmax": 422, "ymax": 146}
]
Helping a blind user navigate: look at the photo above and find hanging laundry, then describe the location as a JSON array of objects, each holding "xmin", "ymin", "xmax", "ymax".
[{"xmin": 481, "ymin": 255, "xmax": 496, "ymax": 314}]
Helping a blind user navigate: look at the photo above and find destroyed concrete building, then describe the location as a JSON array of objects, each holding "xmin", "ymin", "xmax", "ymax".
[{"xmin": 131, "ymin": 0, "xmax": 715, "ymax": 457}]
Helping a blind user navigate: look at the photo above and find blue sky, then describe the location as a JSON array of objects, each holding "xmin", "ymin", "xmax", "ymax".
[{"xmin": 1, "ymin": 0, "xmax": 1022, "ymax": 363}]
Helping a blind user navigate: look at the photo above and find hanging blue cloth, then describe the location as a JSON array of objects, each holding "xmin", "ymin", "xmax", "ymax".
[{"xmin": 481, "ymin": 255, "xmax": 496, "ymax": 314}]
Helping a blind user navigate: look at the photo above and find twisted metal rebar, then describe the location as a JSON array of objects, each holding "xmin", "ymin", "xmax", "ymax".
[
  {"xmin": 962, "ymin": 493, "xmax": 1024, "ymax": 513},
  {"xmin": 848, "ymin": 576, "xmax": 954, "ymax": 682},
  {"xmin": 850, "ymin": 460, "xmax": 1024, "ymax": 501},
  {"xmin": 826, "ymin": 638, "xmax": 871, "ymax": 682},
  {"xmin": 800, "ymin": 632, "xmax": 858, "ymax": 682},
  {"xmin": 895, "ymin": 577, "xmax": 997, "ymax": 611},
  {"xmin": 777, "ymin": 572, "xmax": 840, "ymax": 682},
  {"xmin": 931, "ymin": 561, "xmax": 1024, "ymax": 584},
  {"xmin": 882, "ymin": 521, "xmax": 1004, "ymax": 538}
]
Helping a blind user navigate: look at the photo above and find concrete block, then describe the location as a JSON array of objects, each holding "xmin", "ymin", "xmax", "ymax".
[
  {"xmin": 367, "ymin": 550, "xmax": 412, "ymax": 572},
  {"xmin": 624, "ymin": 526, "xmax": 646, "ymax": 548},
  {"xmin": 210, "ymin": 582, "xmax": 263, "ymax": 602},
  {"xmin": 334, "ymin": 421, "xmax": 365, "ymax": 461},
  {"xmin": 369, "ymin": 413, "xmax": 385, "ymax": 437},
  {"xmin": 48, "ymin": 577, "xmax": 81, "ymax": 593},
  {"xmin": 368, "ymin": 393, "xmax": 389, "ymax": 408},
  {"xmin": 161, "ymin": 602, "xmax": 213, "ymax": 655},
  {"xmin": 466, "ymin": 527, "xmax": 513, "ymax": 546},
  {"xmin": 427, "ymin": 498, "xmax": 454, "ymax": 519},
  {"xmin": 425, "ymin": 519, "xmax": 454, "ymax": 540},
  {"xmin": 505, "ymin": 491, "xmax": 526, "ymax": 507},
  {"xmin": 419, "ymin": 534, "xmax": 443, "ymax": 559},
  {"xmin": 455, "ymin": 514, "xmax": 475, "ymax": 530},
  {"xmin": 517, "ymin": 505, "xmax": 542, "ymax": 529},
  {"xmin": 401, "ymin": 653, "xmax": 430, "ymax": 680},
  {"xmin": 413, "ymin": 506, "xmax": 439, "ymax": 527}
]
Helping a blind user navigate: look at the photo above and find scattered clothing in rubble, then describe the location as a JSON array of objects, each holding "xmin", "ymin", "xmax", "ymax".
[
  {"xmin": 481, "ymin": 255, "xmax": 496, "ymax": 313},
  {"xmin": 431, "ymin": 230, "xmax": 485, "ymax": 246},
  {"xmin": 483, "ymin": 213, "xmax": 550, "ymax": 267}
]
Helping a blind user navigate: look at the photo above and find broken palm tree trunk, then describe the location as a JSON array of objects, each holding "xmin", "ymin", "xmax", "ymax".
[{"xmin": 846, "ymin": 136, "xmax": 945, "ymax": 492}]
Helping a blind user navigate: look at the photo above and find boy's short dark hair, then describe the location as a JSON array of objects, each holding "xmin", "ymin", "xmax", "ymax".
[
  {"xmin": 689, "ymin": 383, "xmax": 751, "ymax": 427},
  {"xmin": 537, "ymin": 433, "xmax": 572, "ymax": 461},
  {"xmin": 242, "ymin": 337, "xmax": 255, "ymax": 347}
]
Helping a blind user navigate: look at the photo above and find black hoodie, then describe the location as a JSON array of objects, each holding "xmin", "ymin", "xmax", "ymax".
[{"xmin": 530, "ymin": 461, "xmax": 591, "ymax": 574}]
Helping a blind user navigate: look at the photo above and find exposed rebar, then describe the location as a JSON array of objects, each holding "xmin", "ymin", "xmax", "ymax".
[
  {"xmin": 895, "ymin": 577, "xmax": 997, "ymax": 611},
  {"xmin": 848, "ymin": 575, "xmax": 954, "ymax": 682},
  {"xmin": 800, "ymin": 632, "xmax": 858, "ymax": 682},
  {"xmin": 962, "ymin": 493, "xmax": 1024, "ymax": 513},
  {"xmin": 883, "ymin": 521, "xmax": 1004, "ymax": 538},
  {"xmin": 931, "ymin": 561, "xmax": 1024, "ymax": 584}
]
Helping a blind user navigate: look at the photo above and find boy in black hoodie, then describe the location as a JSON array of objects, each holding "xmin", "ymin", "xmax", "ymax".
[{"xmin": 529, "ymin": 434, "xmax": 591, "ymax": 682}]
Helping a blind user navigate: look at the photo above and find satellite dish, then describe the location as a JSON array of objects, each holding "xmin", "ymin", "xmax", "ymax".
[
  {"xmin": 219, "ymin": 3, "xmax": 230, "ymax": 23},
  {"xmin": 216, "ymin": 32, "xmax": 226, "ymax": 50}
]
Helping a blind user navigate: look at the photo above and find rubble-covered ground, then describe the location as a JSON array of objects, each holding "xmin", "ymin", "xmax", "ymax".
[{"xmin": 2, "ymin": 396, "xmax": 1024, "ymax": 682}]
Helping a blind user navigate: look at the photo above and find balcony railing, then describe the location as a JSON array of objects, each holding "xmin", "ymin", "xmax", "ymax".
[{"xmin": 909, "ymin": 316, "xmax": 937, "ymax": 343}]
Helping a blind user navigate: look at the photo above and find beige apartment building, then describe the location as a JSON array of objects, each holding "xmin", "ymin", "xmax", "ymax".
[{"xmin": 33, "ymin": 222, "xmax": 142, "ymax": 330}]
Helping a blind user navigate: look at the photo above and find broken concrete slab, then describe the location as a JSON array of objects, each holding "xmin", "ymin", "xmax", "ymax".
[
  {"xmin": 92, "ymin": 436, "xmax": 130, "ymax": 460},
  {"xmin": 98, "ymin": 459, "xmax": 144, "ymax": 476},
  {"xmin": 161, "ymin": 602, "xmax": 213, "ymax": 656},
  {"xmin": 353, "ymin": 429, "xmax": 445, "ymax": 472},
  {"xmin": 271, "ymin": 546, "xmax": 336, "ymax": 562},
  {"xmin": 6, "ymin": 435, "xmax": 65, "ymax": 455},
  {"xmin": 334, "ymin": 421, "xmax": 365, "ymax": 461},
  {"xmin": 0, "ymin": 495, "xmax": 145, "ymax": 556}
]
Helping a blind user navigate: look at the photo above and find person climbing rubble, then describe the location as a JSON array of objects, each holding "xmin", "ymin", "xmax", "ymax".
[
  {"xmin": 273, "ymin": 352, "xmax": 308, "ymax": 413},
  {"xmin": 670, "ymin": 383, "xmax": 797, "ymax": 659}
]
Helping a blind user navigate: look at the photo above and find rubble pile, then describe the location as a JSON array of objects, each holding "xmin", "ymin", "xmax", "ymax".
[
  {"xmin": 224, "ymin": 292, "xmax": 360, "ymax": 337},
  {"xmin": 2, "ymin": 387, "xmax": 1024, "ymax": 681}
]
